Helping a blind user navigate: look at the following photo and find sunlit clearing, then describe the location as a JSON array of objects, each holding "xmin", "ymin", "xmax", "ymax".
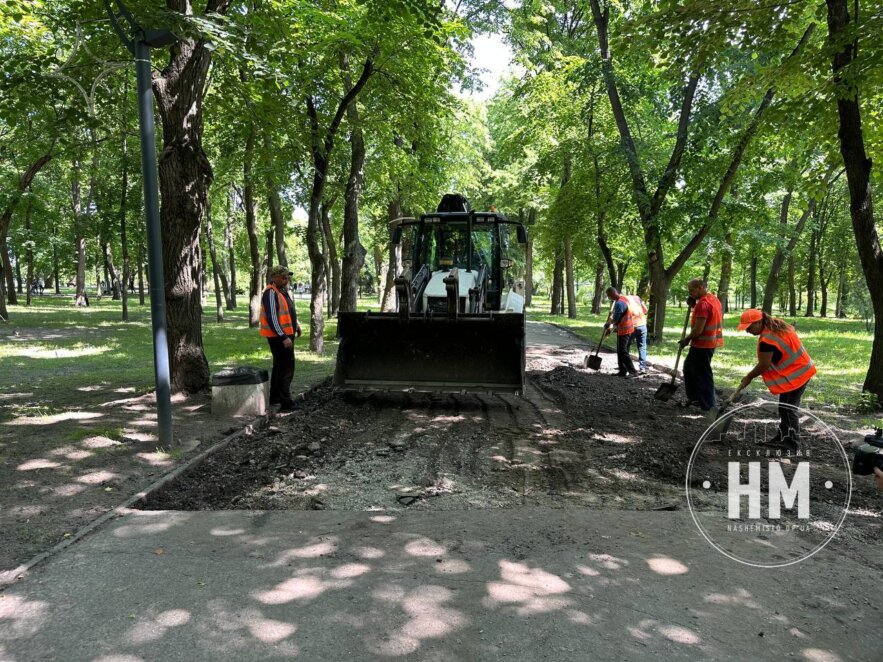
[
  {"xmin": 600, "ymin": 433, "xmax": 638, "ymax": 444},
  {"xmin": 126, "ymin": 609, "xmax": 191, "ymax": 645},
  {"xmin": 5, "ymin": 345, "xmax": 111, "ymax": 359},
  {"xmin": 247, "ymin": 617, "xmax": 296, "ymax": 643},
  {"xmin": 659, "ymin": 624, "xmax": 701, "ymax": 644},
  {"xmin": 17, "ymin": 458, "xmax": 61, "ymax": 471},
  {"xmin": 646, "ymin": 556, "xmax": 689, "ymax": 575},
  {"xmin": 610, "ymin": 468, "xmax": 639, "ymax": 481},
  {"xmin": 81, "ymin": 436, "xmax": 122, "ymax": 449},
  {"xmin": 404, "ymin": 537, "xmax": 447, "ymax": 557},
  {"xmin": 435, "ymin": 559, "xmax": 470, "ymax": 574},
  {"xmin": 330, "ymin": 563, "xmax": 371, "ymax": 579},
  {"xmin": 136, "ymin": 452, "xmax": 173, "ymax": 467},
  {"xmin": 253, "ymin": 576, "xmax": 328, "ymax": 604},
  {"xmin": 370, "ymin": 515, "xmax": 396, "ymax": 523},
  {"xmin": 575, "ymin": 565, "xmax": 600, "ymax": 577},
  {"xmin": 76, "ymin": 470, "xmax": 119, "ymax": 485},
  {"xmin": 8, "ymin": 411, "xmax": 103, "ymax": 426},
  {"xmin": 802, "ymin": 649, "xmax": 843, "ymax": 662},
  {"xmin": 210, "ymin": 527, "xmax": 246, "ymax": 536},
  {"xmin": 352, "ymin": 545, "xmax": 384, "ymax": 559},
  {"xmin": 588, "ymin": 553, "xmax": 627, "ymax": 570}
]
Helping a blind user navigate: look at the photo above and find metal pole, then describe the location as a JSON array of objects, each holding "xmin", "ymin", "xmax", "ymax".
[{"xmin": 134, "ymin": 38, "xmax": 173, "ymax": 448}]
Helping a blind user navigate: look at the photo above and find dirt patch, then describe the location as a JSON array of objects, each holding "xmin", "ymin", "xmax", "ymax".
[{"xmin": 144, "ymin": 327, "xmax": 881, "ymax": 561}]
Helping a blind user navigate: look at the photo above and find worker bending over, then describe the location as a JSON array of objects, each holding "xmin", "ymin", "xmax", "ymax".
[
  {"xmin": 604, "ymin": 287, "xmax": 645, "ymax": 378},
  {"xmin": 679, "ymin": 279, "xmax": 724, "ymax": 411},
  {"xmin": 736, "ymin": 309, "xmax": 816, "ymax": 452}
]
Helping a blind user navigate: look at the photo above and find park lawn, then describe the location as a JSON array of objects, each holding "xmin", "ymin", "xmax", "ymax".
[
  {"xmin": 0, "ymin": 291, "xmax": 345, "ymax": 423},
  {"xmin": 526, "ymin": 297, "xmax": 881, "ymax": 425}
]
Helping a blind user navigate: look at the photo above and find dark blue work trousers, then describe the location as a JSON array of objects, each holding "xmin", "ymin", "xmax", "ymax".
[
  {"xmin": 628, "ymin": 325, "xmax": 648, "ymax": 371},
  {"xmin": 683, "ymin": 346, "xmax": 716, "ymax": 410}
]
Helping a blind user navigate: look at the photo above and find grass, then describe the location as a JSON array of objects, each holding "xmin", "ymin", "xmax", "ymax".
[
  {"xmin": 1, "ymin": 289, "xmax": 879, "ymax": 427},
  {"xmin": 527, "ymin": 296, "xmax": 882, "ymax": 424},
  {"xmin": 0, "ymin": 290, "xmax": 343, "ymax": 423}
]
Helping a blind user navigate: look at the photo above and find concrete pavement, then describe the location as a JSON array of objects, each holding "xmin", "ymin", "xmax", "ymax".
[{"xmin": 1, "ymin": 508, "xmax": 879, "ymax": 661}]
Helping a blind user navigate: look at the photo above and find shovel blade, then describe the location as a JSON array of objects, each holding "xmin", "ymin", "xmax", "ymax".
[
  {"xmin": 585, "ymin": 355, "xmax": 603, "ymax": 370},
  {"xmin": 654, "ymin": 382, "xmax": 678, "ymax": 401}
]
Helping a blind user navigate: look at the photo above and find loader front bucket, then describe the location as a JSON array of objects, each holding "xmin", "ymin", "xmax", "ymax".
[{"xmin": 334, "ymin": 312, "xmax": 525, "ymax": 394}]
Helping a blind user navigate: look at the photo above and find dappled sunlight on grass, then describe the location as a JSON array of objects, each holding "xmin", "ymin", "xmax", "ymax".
[{"xmin": 6, "ymin": 411, "xmax": 104, "ymax": 426}]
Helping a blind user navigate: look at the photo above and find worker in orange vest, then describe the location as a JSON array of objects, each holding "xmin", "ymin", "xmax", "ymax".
[
  {"xmin": 260, "ymin": 265, "xmax": 302, "ymax": 412},
  {"xmin": 679, "ymin": 279, "xmax": 724, "ymax": 411},
  {"xmin": 736, "ymin": 309, "xmax": 816, "ymax": 451},
  {"xmin": 604, "ymin": 287, "xmax": 640, "ymax": 378}
]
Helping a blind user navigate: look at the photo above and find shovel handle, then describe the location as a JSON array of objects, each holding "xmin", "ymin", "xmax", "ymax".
[{"xmin": 668, "ymin": 307, "xmax": 693, "ymax": 384}]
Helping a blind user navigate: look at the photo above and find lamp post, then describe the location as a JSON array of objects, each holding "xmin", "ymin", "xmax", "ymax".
[{"xmin": 105, "ymin": 0, "xmax": 175, "ymax": 448}]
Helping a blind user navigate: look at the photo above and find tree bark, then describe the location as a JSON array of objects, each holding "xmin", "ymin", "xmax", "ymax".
[
  {"xmin": 242, "ymin": 127, "xmax": 262, "ymax": 328},
  {"xmin": 320, "ymin": 200, "xmax": 341, "ymax": 315},
  {"xmin": 718, "ymin": 231, "xmax": 734, "ymax": 313},
  {"xmin": 137, "ymin": 242, "xmax": 145, "ymax": 306},
  {"xmin": 550, "ymin": 245, "xmax": 564, "ymax": 315},
  {"xmin": 220, "ymin": 185, "xmax": 235, "ymax": 310},
  {"xmin": 204, "ymin": 198, "xmax": 224, "ymax": 322},
  {"xmin": 591, "ymin": 262, "xmax": 604, "ymax": 314},
  {"xmin": 263, "ymin": 134, "xmax": 288, "ymax": 267},
  {"xmin": 525, "ymin": 208, "xmax": 535, "ymax": 307},
  {"xmin": 380, "ymin": 198, "xmax": 402, "ymax": 312},
  {"xmin": 805, "ymin": 228, "xmax": 817, "ymax": 316},
  {"xmin": 826, "ymin": 0, "xmax": 883, "ymax": 402},
  {"xmin": 564, "ymin": 237, "xmax": 577, "ymax": 318},
  {"xmin": 373, "ymin": 243, "xmax": 385, "ymax": 305},
  {"xmin": 24, "ymin": 195, "xmax": 33, "ymax": 306},
  {"xmin": 120, "ymin": 115, "xmax": 130, "ymax": 321},
  {"xmin": 787, "ymin": 254, "xmax": 797, "ymax": 317},
  {"xmin": 339, "ymin": 53, "xmax": 368, "ymax": 313},
  {"xmin": 150, "ymin": 0, "xmax": 230, "ymax": 391},
  {"xmin": 304, "ymin": 55, "xmax": 375, "ymax": 352}
]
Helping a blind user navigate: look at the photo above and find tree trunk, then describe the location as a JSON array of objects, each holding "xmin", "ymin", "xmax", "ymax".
[
  {"xmin": 564, "ymin": 237, "xmax": 577, "ymax": 318},
  {"xmin": 137, "ymin": 242, "xmax": 145, "ymax": 306},
  {"xmin": 717, "ymin": 231, "xmax": 733, "ymax": 313},
  {"xmin": 750, "ymin": 251, "xmax": 758, "ymax": 308},
  {"xmin": 0, "ymin": 150, "xmax": 52, "ymax": 306},
  {"xmin": 120, "ymin": 122, "xmax": 130, "ymax": 321},
  {"xmin": 787, "ymin": 255, "xmax": 797, "ymax": 317},
  {"xmin": 805, "ymin": 228, "xmax": 817, "ymax": 316},
  {"xmin": 103, "ymin": 242, "xmax": 121, "ymax": 301},
  {"xmin": 591, "ymin": 261, "xmax": 604, "ymax": 314},
  {"xmin": 203, "ymin": 198, "xmax": 224, "ymax": 322},
  {"xmin": 373, "ymin": 243, "xmax": 385, "ymax": 305},
  {"xmin": 525, "ymin": 208, "xmax": 535, "ymax": 307},
  {"xmin": 320, "ymin": 200, "xmax": 341, "ymax": 315},
  {"xmin": 242, "ymin": 126, "xmax": 262, "ymax": 328},
  {"xmin": 380, "ymin": 198, "xmax": 401, "ymax": 312},
  {"xmin": 0, "ymin": 265, "xmax": 7, "ymax": 321},
  {"xmin": 52, "ymin": 221, "xmax": 60, "ymax": 294},
  {"xmin": 304, "ymin": 56, "xmax": 375, "ymax": 352},
  {"xmin": 264, "ymin": 135, "xmax": 288, "ymax": 267},
  {"xmin": 151, "ymin": 2, "xmax": 229, "ymax": 392},
  {"xmin": 550, "ymin": 245, "xmax": 564, "ymax": 315},
  {"xmin": 826, "ymin": 0, "xmax": 883, "ymax": 402},
  {"xmin": 24, "ymin": 195, "xmax": 33, "ymax": 306},
  {"xmin": 225, "ymin": 184, "xmax": 237, "ymax": 309},
  {"xmin": 339, "ymin": 53, "xmax": 368, "ymax": 313}
]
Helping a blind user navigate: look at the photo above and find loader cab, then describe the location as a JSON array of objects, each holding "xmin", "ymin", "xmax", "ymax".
[{"xmin": 393, "ymin": 210, "xmax": 526, "ymax": 313}]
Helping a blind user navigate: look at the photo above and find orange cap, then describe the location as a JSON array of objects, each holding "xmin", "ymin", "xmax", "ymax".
[{"xmin": 736, "ymin": 308, "xmax": 763, "ymax": 331}]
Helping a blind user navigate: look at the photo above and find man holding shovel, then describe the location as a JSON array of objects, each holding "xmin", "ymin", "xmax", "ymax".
[
  {"xmin": 679, "ymin": 279, "xmax": 724, "ymax": 411},
  {"xmin": 604, "ymin": 287, "xmax": 642, "ymax": 378}
]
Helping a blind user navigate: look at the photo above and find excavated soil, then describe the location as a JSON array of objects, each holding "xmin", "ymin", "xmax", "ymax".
[{"xmin": 143, "ymin": 325, "xmax": 882, "ymax": 546}]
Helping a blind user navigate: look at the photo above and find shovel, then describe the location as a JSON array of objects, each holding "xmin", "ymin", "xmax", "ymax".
[
  {"xmin": 653, "ymin": 306, "xmax": 692, "ymax": 401},
  {"xmin": 710, "ymin": 387, "xmax": 746, "ymax": 437},
  {"xmin": 584, "ymin": 327, "xmax": 609, "ymax": 370},
  {"xmin": 584, "ymin": 303, "xmax": 615, "ymax": 370}
]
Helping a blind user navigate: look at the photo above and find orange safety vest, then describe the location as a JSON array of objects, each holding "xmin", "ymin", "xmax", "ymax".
[
  {"xmin": 627, "ymin": 295, "xmax": 647, "ymax": 329},
  {"xmin": 615, "ymin": 295, "xmax": 634, "ymax": 336},
  {"xmin": 691, "ymin": 293, "xmax": 724, "ymax": 348},
  {"xmin": 758, "ymin": 330, "xmax": 816, "ymax": 395},
  {"xmin": 260, "ymin": 284, "xmax": 295, "ymax": 337}
]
